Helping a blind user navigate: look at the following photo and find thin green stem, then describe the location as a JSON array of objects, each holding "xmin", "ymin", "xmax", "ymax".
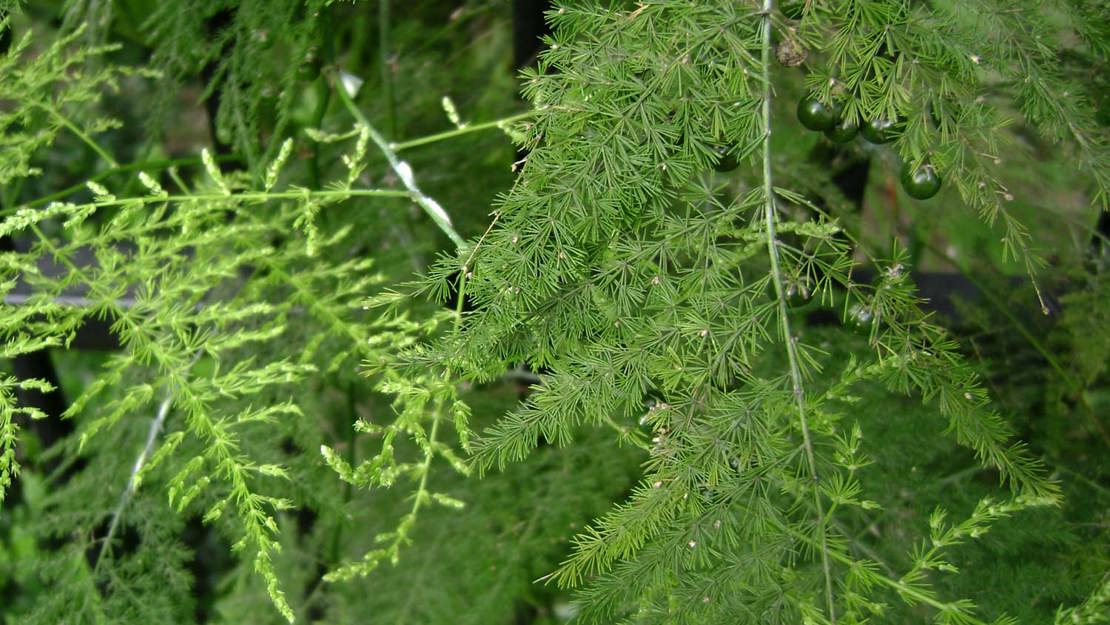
[
  {"xmin": 93, "ymin": 346, "xmax": 198, "ymax": 574},
  {"xmin": 758, "ymin": 2, "xmax": 836, "ymax": 623},
  {"xmin": 42, "ymin": 103, "xmax": 119, "ymax": 168},
  {"xmin": 453, "ymin": 268, "xmax": 469, "ymax": 323},
  {"xmin": 21, "ymin": 154, "xmax": 242, "ymax": 210},
  {"xmin": 379, "ymin": 0, "xmax": 397, "ymax": 139},
  {"xmin": 167, "ymin": 167, "xmax": 191, "ymax": 194},
  {"xmin": 408, "ymin": 410, "xmax": 441, "ymax": 517},
  {"xmin": 783, "ymin": 524, "xmax": 989, "ymax": 625},
  {"xmin": 390, "ymin": 111, "xmax": 534, "ymax": 152},
  {"xmin": 29, "ymin": 219, "xmax": 293, "ymax": 619},
  {"xmin": 19, "ymin": 188, "xmax": 411, "ymax": 212},
  {"xmin": 1, "ymin": 178, "xmax": 24, "ymax": 211},
  {"xmin": 307, "ymin": 11, "xmax": 336, "ymax": 189},
  {"xmin": 348, "ymin": 7, "xmax": 369, "ymax": 73},
  {"xmin": 831, "ymin": 518, "xmax": 898, "ymax": 578},
  {"xmin": 331, "ymin": 72, "xmax": 466, "ymax": 250},
  {"xmin": 93, "ymin": 393, "xmax": 174, "ymax": 573},
  {"xmin": 392, "ymin": 271, "xmax": 467, "ymax": 568},
  {"xmin": 309, "ymin": 76, "xmax": 333, "ymax": 188}
]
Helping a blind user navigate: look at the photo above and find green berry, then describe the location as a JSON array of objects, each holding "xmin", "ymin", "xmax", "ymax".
[
  {"xmin": 900, "ymin": 161, "xmax": 942, "ymax": 200},
  {"xmin": 797, "ymin": 95, "xmax": 841, "ymax": 131},
  {"xmin": 824, "ymin": 116, "xmax": 858, "ymax": 143},
  {"xmin": 860, "ymin": 118, "xmax": 901, "ymax": 144},
  {"xmin": 713, "ymin": 144, "xmax": 739, "ymax": 172}
]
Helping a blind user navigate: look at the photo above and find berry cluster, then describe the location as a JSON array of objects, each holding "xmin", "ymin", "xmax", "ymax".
[{"xmin": 796, "ymin": 94, "xmax": 942, "ymax": 200}]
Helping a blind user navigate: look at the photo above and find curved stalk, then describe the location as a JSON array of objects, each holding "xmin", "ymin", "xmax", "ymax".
[
  {"xmin": 93, "ymin": 393, "xmax": 173, "ymax": 572},
  {"xmin": 42, "ymin": 103, "xmax": 119, "ymax": 168},
  {"xmin": 757, "ymin": 1, "xmax": 836, "ymax": 622},
  {"xmin": 332, "ymin": 73, "xmax": 467, "ymax": 250}
]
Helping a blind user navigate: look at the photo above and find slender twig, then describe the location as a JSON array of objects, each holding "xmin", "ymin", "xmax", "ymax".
[
  {"xmin": 781, "ymin": 523, "xmax": 991, "ymax": 625},
  {"xmin": 41, "ymin": 103, "xmax": 119, "ymax": 168},
  {"xmin": 379, "ymin": 0, "xmax": 397, "ymax": 139},
  {"xmin": 390, "ymin": 111, "xmax": 534, "ymax": 152},
  {"xmin": 17, "ymin": 188, "xmax": 411, "ymax": 214},
  {"xmin": 831, "ymin": 518, "xmax": 898, "ymax": 578},
  {"xmin": 22, "ymin": 154, "xmax": 243, "ymax": 210},
  {"xmin": 164, "ymin": 165, "xmax": 190, "ymax": 195},
  {"xmin": 331, "ymin": 71, "xmax": 466, "ymax": 250},
  {"xmin": 2, "ymin": 291, "xmax": 134, "ymax": 308},
  {"xmin": 309, "ymin": 77, "xmax": 333, "ymax": 189},
  {"xmin": 93, "ymin": 355, "xmax": 198, "ymax": 574},
  {"xmin": 758, "ymin": 2, "xmax": 837, "ymax": 622},
  {"xmin": 94, "ymin": 397, "xmax": 170, "ymax": 572},
  {"xmin": 371, "ymin": 269, "xmax": 468, "ymax": 573},
  {"xmin": 406, "ymin": 409, "xmax": 441, "ymax": 525}
]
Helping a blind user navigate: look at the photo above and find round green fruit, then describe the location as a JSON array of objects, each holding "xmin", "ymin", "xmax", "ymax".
[
  {"xmin": 824, "ymin": 117, "xmax": 858, "ymax": 143},
  {"xmin": 860, "ymin": 118, "xmax": 901, "ymax": 144},
  {"xmin": 900, "ymin": 161, "xmax": 942, "ymax": 200},
  {"xmin": 713, "ymin": 144, "xmax": 739, "ymax": 172},
  {"xmin": 797, "ymin": 96, "xmax": 841, "ymax": 131}
]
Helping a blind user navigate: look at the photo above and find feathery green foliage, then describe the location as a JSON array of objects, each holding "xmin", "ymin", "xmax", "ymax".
[{"xmin": 0, "ymin": 1, "xmax": 1106, "ymax": 623}]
